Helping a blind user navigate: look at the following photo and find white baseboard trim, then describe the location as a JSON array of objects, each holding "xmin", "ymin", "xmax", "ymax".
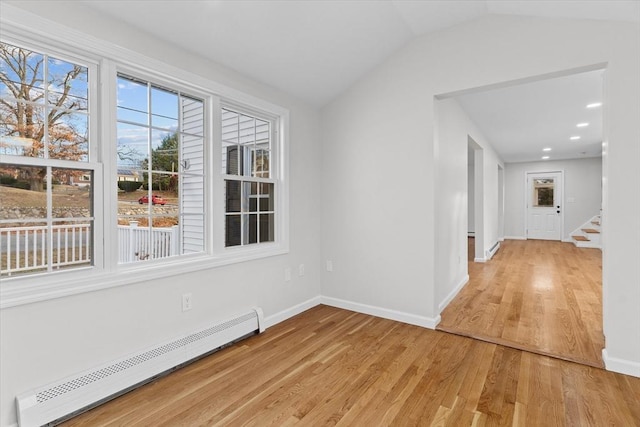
[
  {"xmin": 438, "ymin": 275, "xmax": 469, "ymax": 312},
  {"xmin": 263, "ymin": 296, "xmax": 322, "ymax": 329},
  {"xmin": 561, "ymin": 238, "xmax": 573, "ymax": 243},
  {"xmin": 602, "ymin": 349, "xmax": 640, "ymax": 378},
  {"xmin": 504, "ymin": 236, "xmax": 526, "ymax": 240},
  {"xmin": 474, "ymin": 257, "xmax": 486, "ymax": 263},
  {"xmin": 320, "ymin": 296, "xmax": 440, "ymax": 329}
]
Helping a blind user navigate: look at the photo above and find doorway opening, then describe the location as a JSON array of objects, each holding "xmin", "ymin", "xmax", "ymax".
[
  {"xmin": 437, "ymin": 66, "xmax": 605, "ymax": 368},
  {"xmin": 468, "ymin": 137, "xmax": 484, "ymax": 261}
]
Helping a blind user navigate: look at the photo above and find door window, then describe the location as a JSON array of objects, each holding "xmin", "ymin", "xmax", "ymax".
[{"xmin": 533, "ymin": 178, "xmax": 554, "ymax": 207}]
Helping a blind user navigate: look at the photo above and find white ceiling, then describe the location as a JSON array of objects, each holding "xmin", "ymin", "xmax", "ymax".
[
  {"xmin": 457, "ymin": 69, "xmax": 604, "ymax": 163},
  {"xmin": 71, "ymin": 1, "xmax": 636, "ymax": 163},
  {"xmin": 79, "ymin": 0, "xmax": 639, "ymax": 108}
]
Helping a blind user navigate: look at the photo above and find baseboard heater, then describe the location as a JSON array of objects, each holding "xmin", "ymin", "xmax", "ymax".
[
  {"xmin": 486, "ymin": 241, "xmax": 501, "ymax": 259},
  {"xmin": 16, "ymin": 307, "xmax": 264, "ymax": 427}
]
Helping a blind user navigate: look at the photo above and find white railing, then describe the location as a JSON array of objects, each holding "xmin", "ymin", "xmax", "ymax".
[
  {"xmin": 118, "ymin": 222, "xmax": 179, "ymax": 263},
  {"xmin": 1, "ymin": 222, "xmax": 180, "ymax": 276},
  {"xmin": 0, "ymin": 223, "xmax": 91, "ymax": 276}
]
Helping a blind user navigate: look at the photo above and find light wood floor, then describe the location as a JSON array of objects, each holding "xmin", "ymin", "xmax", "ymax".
[
  {"xmin": 438, "ymin": 238, "xmax": 604, "ymax": 368},
  {"xmin": 62, "ymin": 305, "xmax": 639, "ymax": 426}
]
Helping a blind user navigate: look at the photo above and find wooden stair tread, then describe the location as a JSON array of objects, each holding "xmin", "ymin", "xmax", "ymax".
[
  {"xmin": 573, "ymin": 235, "xmax": 590, "ymax": 241},
  {"xmin": 581, "ymin": 228, "xmax": 600, "ymax": 234}
]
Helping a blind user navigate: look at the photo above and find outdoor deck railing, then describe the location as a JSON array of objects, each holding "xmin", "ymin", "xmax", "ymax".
[
  {"xmin": 117, "ymin": 222, "xmax": 179, "ymax": 263},
  {"xmin": 1, "ymin": 222, "xmax": 179, "ymax": 276},
  {"xmin": 0, "ymin": 223, "xmax": 91, "ymax": 276}
]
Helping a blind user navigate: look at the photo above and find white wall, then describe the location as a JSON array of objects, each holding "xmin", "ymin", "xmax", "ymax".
[
  {"xmin": 498, "ymin": 165, "xmax": 504, "ymax": 239},
  {"xmin": 504, "ymin": 157, "xmax": 602, "ymax": 240},
  {"xmin": 0, "ymin": 4, "xmax": 322, "ymax": 427},
  {"xmin": 321, "ymin": 15, "xmax": 640, "ymax": 375},
  {"xmin": 468, "ymin": 159, "xmax": 475, "ymax": 234},
  {"xmin": 434, "ymin": 98, "xmax": 503, "ymax": 309}
]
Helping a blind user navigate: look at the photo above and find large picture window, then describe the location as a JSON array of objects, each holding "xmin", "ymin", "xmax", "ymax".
[
  {"xmin": 116, "ymin": 74, "xmax": 205, "ymax": 263},
  {"xmin": 0, "ymin": 30, "xmax": 288, "ymax": 304},
  {"xmin": 0, "ymin": 42, "xmax": 96, "ymax": 277}
]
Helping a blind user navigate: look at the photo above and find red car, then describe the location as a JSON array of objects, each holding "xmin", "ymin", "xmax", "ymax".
[{"xmin": 138, "ymin": 194, "xmax": 166, "ymax": 205}]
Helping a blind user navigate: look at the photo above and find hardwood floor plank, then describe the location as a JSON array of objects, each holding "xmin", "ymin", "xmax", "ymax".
[
  {"xmin": 60, "ymin": 306, "xmax": 638, "ymax": 427},
  {"xmin": 439, "ymin": 239, "xmax": 604, "ymax": 367}
]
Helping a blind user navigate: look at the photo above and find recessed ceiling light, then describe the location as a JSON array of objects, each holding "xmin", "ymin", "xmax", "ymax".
[
  {"xmin": 543, "ymin": 148, "xmax": 552, "ymax": 152},
  {"xmin": 542, "ymin": 156, "xmax": 550, "ymax": 160},
  {"xmin": 586, "ymin": 102, "xmax": 602, "ymax": 108},
  {"xmin": 576, "ymin": 122, "xmax": 589, "ymax": 127},
  {"xmin": 570, "ymin": 136, "xmax": 581, "ymax": 140}
]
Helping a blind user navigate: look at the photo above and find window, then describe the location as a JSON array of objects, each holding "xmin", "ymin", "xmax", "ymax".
[
  {"xmin": 0, "ymin": 26, "xmax": 288, "ymax": 304},
  {"xmin": 116, "ymin": 74, "xmax": 206, "ymax": 263},
  {"xmin": 0, "ymin": 42, "xmax": 97, "ymax": 277},
  {"xmin": 222, "ymin": 107, "xmax": 276, "ymax": 247},
  {"xmin": 533, "ymin": 178, "xmax": 554, "ymax": 207}
]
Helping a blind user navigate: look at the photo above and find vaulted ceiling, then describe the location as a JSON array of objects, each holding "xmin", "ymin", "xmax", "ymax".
[
  {"xmin": 78, "ymin": 0, "xmax": 638, "ymax": 108},
  {"xmin": 13, "ymin": 1, "xmax": 638, "ymax": 163}
]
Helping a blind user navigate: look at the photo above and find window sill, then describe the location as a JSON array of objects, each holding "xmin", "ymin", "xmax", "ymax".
[{"xmin": 0, "ymin": 243, "xmax": 288, "ymax": 309}]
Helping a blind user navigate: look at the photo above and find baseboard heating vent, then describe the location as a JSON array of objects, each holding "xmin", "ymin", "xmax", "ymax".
[
  {"xmin": 16, "ymin": 307, "xmax": 264, "ymax": 427},
  {"xmin": 486, "ymin": 241, "xmax": 501, "ymax": 260}
]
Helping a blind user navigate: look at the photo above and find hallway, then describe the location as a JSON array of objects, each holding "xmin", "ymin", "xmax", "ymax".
[{"xmin": 438, "ymin": 239, "xmax": 603, "ymax": 367}]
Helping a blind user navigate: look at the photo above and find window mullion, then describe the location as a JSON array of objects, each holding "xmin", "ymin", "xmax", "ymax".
[
  {"xmin": 43, "ymin": 53, "xmax": 50, "ymax": 160},
  {"xmin": 46, "ymin": 166, "xmax": 53, "ymax": 272},
  {"xmin": 241, "ymin": 181, "xmax": 245, "ymax": 245},
  {"xmin": 146, "ymin": 81, "xmax": 153, "ymax": 258},
  {"xmin": 97, "ymin": 58, "xmax": 116, "ymax": 272},
  {"xmin": 178, "ymin": 92, "xmax": 183, "ymax": 255},
  {"xmin": 210, "ymin": 96, "xmax": 222, "ymax": 253}
]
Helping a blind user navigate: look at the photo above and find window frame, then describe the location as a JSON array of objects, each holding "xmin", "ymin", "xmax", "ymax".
[
  {"xmin": 213, "ymin": 99, "xmax": 289, "ymax": 261},
  {"xmin": 0, "ymin": 36, "xmax": 104, "ymax": 278},
  {"xmin": 220, "ymin": 103, "xmax": 279, "ymax": 249},
  {"xmin": 114, "ymin": 70, "xmax": 209, "ymax": 265},
  {"xmin": 0, "ymin": 13, "xmax": 290, "ymax": 309}
]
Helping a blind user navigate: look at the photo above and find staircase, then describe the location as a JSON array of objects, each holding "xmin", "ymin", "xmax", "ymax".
[{"xmin": 571, "ymin": 215, "xmax": 601, "ymax": 249}]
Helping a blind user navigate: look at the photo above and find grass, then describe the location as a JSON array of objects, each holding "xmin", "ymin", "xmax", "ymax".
[
  {"xmin": 0, "ymin": 184, "xmax": 91, "ymax": 208},
  {"xmin": 1, "ymin": 185, "xmax": 179, "ymax": 227},
  {"xmin": 0, "ymin": 184, "xmax": 179, "ymax": 208}
]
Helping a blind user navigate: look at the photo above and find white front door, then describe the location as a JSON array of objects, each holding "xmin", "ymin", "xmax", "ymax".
[{"xmin": 526, "ymin": 172, "xmax": 563, "ymax": 240}]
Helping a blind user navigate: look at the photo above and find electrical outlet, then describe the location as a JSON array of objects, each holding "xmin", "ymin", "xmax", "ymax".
[
  {"xmin": 299, "ymin": 264, "xmax": 305, "ymax": 277},
  {"xmin": 182, "ymin": 293, "xmax": 192, "ymax": 312},
  {"xmin": 285, "ymin": 267, "xmax": 292, "ymax": 282},
  {"xmin": 326, "ymin": 260, "xmax": 333, "ymax": 272}
]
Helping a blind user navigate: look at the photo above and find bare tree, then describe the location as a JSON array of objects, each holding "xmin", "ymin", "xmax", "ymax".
[{"xmin": 0, "ymin": 43, "xmax": 88, "ymax": 191}]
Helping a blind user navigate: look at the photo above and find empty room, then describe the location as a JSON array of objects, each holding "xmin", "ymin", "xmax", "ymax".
[{"xmin": 1, "ymin": 1, "xmax": 638, "ymax": 426}]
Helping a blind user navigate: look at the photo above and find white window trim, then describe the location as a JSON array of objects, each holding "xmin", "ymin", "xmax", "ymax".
[{"xmin": 0, "ymin": 5, "xmax": 290, "ymax": 309}]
